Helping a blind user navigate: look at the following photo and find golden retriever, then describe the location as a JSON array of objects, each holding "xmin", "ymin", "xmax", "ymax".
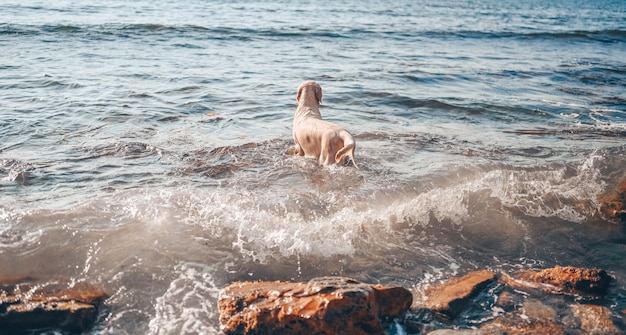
[{"xmin": 291, "ymin": 81, "xmax": 357, "ymax": 168}]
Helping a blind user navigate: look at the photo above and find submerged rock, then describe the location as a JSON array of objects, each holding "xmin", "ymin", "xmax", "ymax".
[
  {"xmin": 420, "ymin": 270, "xmax": 498, "ymax": 320},
  {"xmin": 598, "ymin": 176, "xmax": 626, "ymax": 221},
  {"xmin": 494, "ymin": 290, "xmax": 523, "ymax": 312},
  {"xmin": 218, "ymin": 276, "xmax": 412, "ymax": 335},
  {"xmin": 0, "ymin": 277, "xmax": 107, "ymax": 334},
  {"xmin": 571, "ymin": 304, "xmax": 621, "ymax": 335},
  {"xmin": 479, "ymin": 297, "xmax": 566, "ymax": 335},
  {"xmin": 427, "ymin": 330, "xmax": 489, "ymax": 335},
  {"xmin": 515, "ymin": 266, "xmax": 612, "ymax": 295},
  {"xmin": 480, "ymin": 313, "xmax": 565, "ymax": 335}
]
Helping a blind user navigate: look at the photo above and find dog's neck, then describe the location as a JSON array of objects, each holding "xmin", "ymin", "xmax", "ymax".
[
  {"xmin": 295, "ymin": 94, "xmax": 322, "ymax": 120},
  {"xmin": 295, "ymin": 105, "xmax": 322, "ymax": 120}
]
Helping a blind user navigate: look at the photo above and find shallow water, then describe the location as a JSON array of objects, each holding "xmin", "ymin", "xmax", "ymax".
[{"xmin": 1, "ymin": 0, "xmax": 626, "ymax": 333}]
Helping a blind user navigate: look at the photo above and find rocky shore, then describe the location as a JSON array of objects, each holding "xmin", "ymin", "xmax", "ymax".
[
  {"xmin": 1, "ymin": 267, "xmax": 623, "ymax": 334},
  {"xmin": 411, "ymin": 266, "xmax": 621, "ymax": 335},
  {"xmin": 218, "ymin": 266, "xmax": 624, "ymax": 335}
]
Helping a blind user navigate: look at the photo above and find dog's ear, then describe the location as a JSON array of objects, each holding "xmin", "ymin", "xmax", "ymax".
[
  {"xmin": 296, "ymin": 85, "xmax": 302, "ymax": 102},
  {"xmin": 315, "ymin": 85, "xmax": 323, "ymax": 105}
]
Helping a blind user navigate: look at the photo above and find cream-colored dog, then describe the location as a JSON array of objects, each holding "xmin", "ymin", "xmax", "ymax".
[{"xmin": 292, "ymin": 81, "xmax": 357, "ymax": 168}]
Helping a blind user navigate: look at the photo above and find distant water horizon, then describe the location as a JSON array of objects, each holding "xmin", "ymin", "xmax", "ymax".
[{"xmin": 1, "ymin": 0, "xmax": 625, "ymax": 333}]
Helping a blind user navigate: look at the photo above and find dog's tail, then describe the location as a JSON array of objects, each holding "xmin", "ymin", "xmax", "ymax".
[{"xmin": 335, "ymin": 130, "xmax": 358, "ymax": 169}]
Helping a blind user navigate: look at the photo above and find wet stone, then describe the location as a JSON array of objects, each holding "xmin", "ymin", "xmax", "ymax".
[
  {"xmin": 419, "ymin": 270, "xmax": 499, "ymax": 320},
  {"xmin": 480, "ymin": 299, "xmax": 565, "ymax": 335},
  {"xmin": 571, "ymin": 304, "xmax": 621, "ymax": 335},
  {"xmin": 217, "ymin": 276, "xmax": 412, "ymax": 335},
  {"xmin": 480, "ymin": 315, "xmax": 565, "ymax": 335},
  {"xmin": 0, "ymin": 277, "xmax": 107, "ymax": 334},
  {"xmin": 401, "ymin": 307, "xmax": 442, "ymax": 335},
  {"xmin": 598, "ymin": 176, "xmax": 626, "ymax": 221},
  {"xmin": 427, "ymin": 329, "xmax": 493, "ymax": 335},
  {"xmin": 522, "ymin": 299, "xmax": 557, "ymax": 322},
  {"xmin": 517, "ymin": 266, "xmax": 612, "ymax": 295},
  {"xmin": 494, "ymin": 290, "xmax": 524, "ymax": 312}
]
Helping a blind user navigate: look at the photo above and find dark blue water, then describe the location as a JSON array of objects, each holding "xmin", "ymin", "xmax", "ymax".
[{"xmin": 1, "ymin": 1, "xmax": 626, "ymax": 334}]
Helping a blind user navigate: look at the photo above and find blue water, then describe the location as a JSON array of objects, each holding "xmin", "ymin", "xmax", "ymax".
[{"xmin": 1, "ymin": 1, "xmax": 626, "ymax": 334}]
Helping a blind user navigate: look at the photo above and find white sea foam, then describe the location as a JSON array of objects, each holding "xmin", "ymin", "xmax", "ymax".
[
  {"xmin": 485, "ymin": 154, "xmax": 605, "ymax": 221},
  {"xmin": 149, "ymin": 262, "xmax": 221, "ymax": 335},
  {"xmin": 0, "ymin": 207, "xmax": 43, "ymax": 253},
  {"xmin": 48, "ymin": 150, "xmax": 605, "ymax": 268},
  {"xmin": 0, "ymin": 158, "xmax": 29, "ymax": 183}
]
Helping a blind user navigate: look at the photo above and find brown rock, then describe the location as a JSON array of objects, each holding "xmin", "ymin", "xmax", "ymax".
[
  {"xmin": 481, "ymin": 315, "xmax": 565, "ymax": 335},
  {"xmin": 218, "ymin": 276, "xmax": 412, "ymax": 335},
  {"xmin": 522, "ymin": 299, "xmax": 557, "ymax": 322},
  {"xmin": 420, "ymin": 270, "xmax": 498, "ymax": 320},
  {"xmin": 516, "ymin": 266, "xmax": 612, "ymax": 295},
  {"xmin": 494, "ymin": 290, "xmax": 523, "ymax": 312},
  {"xmin": 571, "ymin": 304, "xmax": 621, "ymax": 335},
  {"xmin": 598, "ymin": 177, "xmax": 626, "ymax": 221},
  {"xmin": 0, "ymin": 278, "xmax": 107, "ymax": 334},
  {"xmin": 480, "ymin": 299, "xmax": 564, "ymax": 335},
  {"xmin": 427, "ymin": 330, "xmax": 489, "ymax": 335}
]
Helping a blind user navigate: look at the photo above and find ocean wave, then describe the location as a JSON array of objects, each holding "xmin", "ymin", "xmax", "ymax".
[
  {"xmin": 81, "ymin": 142, "xmax": 163, "ymax": 160},
  {"xmin": 0, "ymin": 23, "xmax": 354, "ymax": 41},
  {"xmin": 420, "ymin": 29, "xmax": 626, "ymax": 42},
  {"xmin": 351, "ymin": 92, "xmax": 557, "ymax": 125},
  {"xmin": 175, "ymin": 139, "xmax": 291, "ymax": 179},
  {"xmin": 3, "ymin": 22, "xmax": 624, "ymax": 43},
  {"xmin": 124, "ymin": 146, "xmax": 618, "ymax": 260},
  {"xmin": 0, "ymin": 158, "xmax": 31, "ymax": 183},
  {"xmin": 362, "ymin": 92, "xmax": 461, "ymax": 110},
  {"xmin": 0, "ymin": 144, "xmax": 619, "ymax": 282},
  {"xmin": 504, "ymin": 124, "xmax": 626, "ymax": 140}
]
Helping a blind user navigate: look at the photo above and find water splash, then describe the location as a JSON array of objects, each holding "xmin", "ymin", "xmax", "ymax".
[{"xmin": 149, "ymin": 262, "xmax": 221, "ymax": 335}]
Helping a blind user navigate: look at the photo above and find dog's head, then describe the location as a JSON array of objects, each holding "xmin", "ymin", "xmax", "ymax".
[{"xmin": 296, "ymin": 81, "xmax": 322, "ymax": 105}]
